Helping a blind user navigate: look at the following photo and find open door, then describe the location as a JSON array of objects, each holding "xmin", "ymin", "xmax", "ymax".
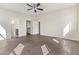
[{"xmin": 39, "ymin": 21, "xmax": 40, "ymax": 35}]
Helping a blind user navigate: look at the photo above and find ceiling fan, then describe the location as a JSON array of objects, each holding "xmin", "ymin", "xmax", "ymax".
[{"xmin": 26, "ymin": 3, "xmax": 44, "ymax": 13}]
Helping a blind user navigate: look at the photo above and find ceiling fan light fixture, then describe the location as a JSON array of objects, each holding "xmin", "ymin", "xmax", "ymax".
[{"xmin": 27, "ymin": 3, "xmax": 43, "ymax": 13}]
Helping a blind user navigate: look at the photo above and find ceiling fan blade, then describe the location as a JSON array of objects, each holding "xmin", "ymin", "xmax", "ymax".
[
  {"xmin": 37, "ymin": 3, "xmax": 40, "ymax": 7},
  {"xmin": 34, "ymin": 10, "xmax": 37, "ymax": 13},
  {"xmin": 27, "ymin": 4, "xmax": 33, "ymax": 7},
  {"xmin": 37, "ymin": 8, "xmax": 43, "ymax": 11},
  {"xmin": 27, "ymin": 8, "xmax": 32, "ymax": 10}
]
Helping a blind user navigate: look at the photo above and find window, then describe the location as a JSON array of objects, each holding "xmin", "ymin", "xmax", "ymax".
[
  {"xmin": 63, "ymin": 24, "xmax": 70, "ymax": 36},
  {"xmin": 0, "ymin": 25, "xmax": 6, "ymax": 40}
]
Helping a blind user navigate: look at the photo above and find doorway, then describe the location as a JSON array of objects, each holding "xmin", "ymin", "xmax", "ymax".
[
  {"xmin": 26, "ymin": 20, "xmax": 31, "ymax": 35},
  {"xmin": 26, "ymin": 20, "xmax": 40, "ymax": 35}
]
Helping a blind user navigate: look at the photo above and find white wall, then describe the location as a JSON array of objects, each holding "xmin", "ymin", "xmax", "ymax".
[
  {"xmin": 0, "ymin": 8, "xmax": 33, "ymax": 38},
  {"xmin": 38, "ymin": 6, "xmax": 79, "ymax": 41},
  {"xmin": 19, "ymin": 18, "xmax": 26, "ymax": 37},
  {"xmin": 32, "ymin": 21, "xmax": 39, "ymax": 35}
]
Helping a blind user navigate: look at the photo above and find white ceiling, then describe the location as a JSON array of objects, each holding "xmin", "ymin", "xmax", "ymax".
[{"xmin": 0, "ymin": 3, "xmax": 76, "ymax": 15}]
